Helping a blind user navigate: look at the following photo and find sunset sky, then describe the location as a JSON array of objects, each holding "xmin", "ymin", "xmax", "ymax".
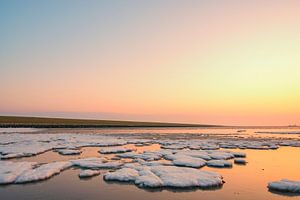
[{"xmin": 1, "ymin": 0, "xmax": 300, "ymax": 126}]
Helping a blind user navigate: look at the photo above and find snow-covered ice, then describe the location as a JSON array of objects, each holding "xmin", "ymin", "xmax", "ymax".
[
  {"xmin": 104, "ymin": 165, "xmax": 223, "ymax": 188},
  {"xmin": 79, "ymin": 170, "xmax": 101, "ymax": 178},
  {"xmin": 268, "ymin": 179, "xmax": 300, "ymax": 193},
  {"xmin": 99, "ymin": 146, "xmax": 134, "ymax": 154},
  {"xmin": 15, "ymin": 161, "xmax": 72, "ymax": 183},
  {"xmin": 72, "ymin": 157, "xmax": 123, "ymax": 169},
  {"xmin": 207, "ymin": 160, "xmax": 232, "ymax": 168},
  {"xmin": 56, "ymin": 149, "xmax": 82, "ymax": 155},
  {"xmin": 0, "ymin": 161, "xmax": 36, "ymax": 184},
  {"xmin": 234, "ymin": 158, "xmax": 247, "ymax": 164}
]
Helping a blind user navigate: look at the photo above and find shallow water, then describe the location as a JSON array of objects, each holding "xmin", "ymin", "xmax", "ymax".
[{"xmin": 0, "ymin": 127, "xmax": 300, "ymax": 200}]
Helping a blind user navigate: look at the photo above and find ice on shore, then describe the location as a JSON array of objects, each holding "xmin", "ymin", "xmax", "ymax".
[
  {"xmin": 15, "ymin": 161, "xmax": 72, "ymax": 183},
  {"xmin": 72, "ymin": 157, "xmax": 123, "ymax": 169},
  {"xmin": 207, "ymin": 160, "xmax": 232, "ymax": 168},
  {"xmin": 0, "ymin": 161, "xmax": 36, "ymax": 184},
  {"xmin": 79, "ymin": 170, "xmax": 101, "ymax": 178},
  {"xmin": 268, "ymin": 179, "xmax": 300, "ymax": 193},
  {"xmin": 104, "ymin": 165, "xmax": 223, "ymax": 188},
  {"xmin": 99, "ymin": 146, "xmax": 134, "ymax": 154}
]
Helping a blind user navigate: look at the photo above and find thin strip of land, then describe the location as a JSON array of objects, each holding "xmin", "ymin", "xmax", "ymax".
[{"xmin": 0, "ymin": 116, "xmax": 218, "ymax": 128}]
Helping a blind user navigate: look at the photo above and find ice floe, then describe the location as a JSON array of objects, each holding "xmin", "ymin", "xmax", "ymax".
[
  {"xmin": 268, "ymin": 179, "xmax": 300, "ymax": 193},
  {"xmin": 56, "ymin": 149, "xmax": 82, "ymax": 155},
  {"xmin": 234, "ymin": 158, "xmax": 247, "ymax": 164},
  {"xmin": 99, "ymin": 146, "xmax": 134, "ymax": 154},
  {"xmin": 167, "ymin": 154, "xmax": 206, "ymax": 168},
  {"xmin": 207, "ymin": 160, "xmax": 232, "ymax": 168},
  {"xmin": 0, "ymin": 161, "xmax": 36, "ymax": 184},
  {"xmin": 79, "ymin": 170, "xmax": 101, "ymax": 178},
  {"xmin": 104, "ymin": 165, "xmax": 223, "ymax": 188},
  {"xmin": 15, "ymin": 161, "xmax": 72, "ymax": 183},
  {"xmin": 72, "ymin": 157, "xmax": 123, "ymax": 169}
]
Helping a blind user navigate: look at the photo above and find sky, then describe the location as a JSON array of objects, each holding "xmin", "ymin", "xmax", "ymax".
[{"xmin": 0, "ymin": 0, "xmax": 300, "ymax": 126}]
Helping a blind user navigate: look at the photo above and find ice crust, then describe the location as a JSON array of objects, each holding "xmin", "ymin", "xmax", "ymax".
[
  {"xmin": 268, "ymin": 179, "xmax": 300, "ymax": 193},
  {"xmin": 15, "ymin": 161, "xmax": 72, "ymax": 183},
  {"xmin": 207, "ymin": 160, "xmax": 232, "ymax": 168},
  {"xmin": 79, "ymin": 169, "xmax": 101, "ymax": 178},
  {"xmin": 104, "ymin": 165, "xmax": 223, "ymax": 188},
  {"xmin": 72, "ymin": 157, "xmax": 123, "ymax": 169}
]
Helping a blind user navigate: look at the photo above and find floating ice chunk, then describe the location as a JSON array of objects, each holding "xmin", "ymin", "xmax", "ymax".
[
  {"xmin": 99, "ymin": 146, "xmax": 134, "ymax": 154},
  {"xmin": 139, "ymin": 159, "xmax": 173, "ymax": 166},
  {"xmin": 104, "ymin": 168, "xmax": 139, "ymax": 182},
  {"xmin": 56, "ymin": 149, "xmax": 82, "ymax": 155},
  {"xmin": 268, "ymin": 179, "xmax": 300, "ymax": 193},
  {"xmin": 72, "ymin": 157, "xmax": 123, "ymax": 169},
  {"xmin": 104, "ymin": 165, "xmax": 223, "ymax": 188},
  {"xmin": 117, "ymin": 152, "xmax": 139, "ymax": 159},
  {"xmin": 151, "ymin": 166, "xmax": 223, "ymax": 188},
  {"xmin": 79, "ymin": 170, "xmax": 100, "ymax": 178},
  {"xmin": 15, "ymin": 161, "xmax": 72, "ymax": 183},
  {"xmin": 135, "ymin": 168, "xmax": 163, "ymax": 187},
  {"xmin": 232, "ymin": 152, "xmax": 246, "ymax": 158},
  {"xmin": 0, "ymin": 161, "xmax": 36, "ymax": 184},
  {"xmin": 117, "ymin": 151, "xmax": 162, "ymax": 161},
  {"xmin": 176, "ymin": 150, "xmax": 211, "ymax": 160},
  {"xmin": 207, "ymin": 160, "xmax": 232, "ymax": 168},
  {"xmin": 172, "ymin": 155, "xmax": 206, "ymax": 168},
  {"xmin": 234, "ymin": 158, "xmax": 247, "ymax": 164},
  {"xmin": 207, "ymin": 151, "xmax": 234, "ymax": 160}
]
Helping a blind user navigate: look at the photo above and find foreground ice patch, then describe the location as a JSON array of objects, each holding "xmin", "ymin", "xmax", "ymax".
[
  {"xmin": 15, "ymin": 161, "xmax": 72, "ymax": 183},
  {"xmin": 104, "ymin": 165, "xmax": 223, "ymax": 188},
  {"xmin": 268, "ymin": 179, "xmax": 300, "ymax": 193},
  {"xmin": 0, "ymin": 161, "xmax": 36, "ymax": 184}
]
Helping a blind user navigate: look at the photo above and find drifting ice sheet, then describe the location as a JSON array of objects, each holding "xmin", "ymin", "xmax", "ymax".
[
  {"xmin": 104, "ymin": 165, "xmax": 223, "ymax": 188},
  {"xmin": 0, "ymin": 161, "xmax": 36, "ymax": 184},
  {"xmin": 15, "ymin": 161, "xmax": 72, "ymax": 183},
  {"xmin": 268, "ymin": 179, "xmax": 300, "ymax": 193},
  {"xmin": 79, "ymin": 170, "xmax": 101, "ymax": 178}
]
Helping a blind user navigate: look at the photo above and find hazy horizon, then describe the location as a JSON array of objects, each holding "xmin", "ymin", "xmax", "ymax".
[{"xmin": 1, "ymin": 0, "xmax": 300, "ymax": 126}]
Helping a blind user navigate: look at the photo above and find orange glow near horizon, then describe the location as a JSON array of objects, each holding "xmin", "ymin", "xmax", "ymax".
[{"xmin": 1, "ymin": 1, "xmax": 300, "ymax": 125}]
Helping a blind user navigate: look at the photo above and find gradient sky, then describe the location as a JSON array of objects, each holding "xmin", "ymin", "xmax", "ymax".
[{"xmin": 1, "ymin": 0, "xmax": 300, "ymax": 125}]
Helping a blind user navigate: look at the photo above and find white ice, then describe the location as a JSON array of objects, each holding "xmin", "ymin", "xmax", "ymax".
[
  {"xmin": 0, "ymin": 161, "xmax": 36, "ymax": 184},
  {"xmin": 56, "ymin": 149, "xmax": 82, "ymax": 155},
  {"xmin": 99, "ymin": 146, "xmax": 134, "ymax": 154},
  {"xmin": 15, "ymin": 161, "xmax": 72, "ymax": 183},
  {"xmin": 234, "ymin": 158, "xmax": 247, "ymax": 164},
  {"xmin": 104, "ymin": 165, "xmax": 223, "ymax": 188},
  {"xmin": 72, "ymin": 157, "xmax": 123, "ymax": 169},
  {"xmin": 268, "ymin": 179, "xmax": 300, "ymax": 193},
  {"xmin": 207, "ymin": 160, "xmax": 232, "ymax": 168},
  {"xmin": 79, "ymin": 169, "xmax": 101, "ymax": 178}
]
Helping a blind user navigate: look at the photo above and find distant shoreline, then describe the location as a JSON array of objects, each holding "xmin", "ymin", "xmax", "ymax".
[{"xmin": 0, "ymin": 116, "xmax": 218, "ymax": 128}]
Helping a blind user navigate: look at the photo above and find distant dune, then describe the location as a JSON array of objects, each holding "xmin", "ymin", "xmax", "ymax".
[{"xmin": 0, "ymin": 116, "xmax": 217, "ymax": 128}]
